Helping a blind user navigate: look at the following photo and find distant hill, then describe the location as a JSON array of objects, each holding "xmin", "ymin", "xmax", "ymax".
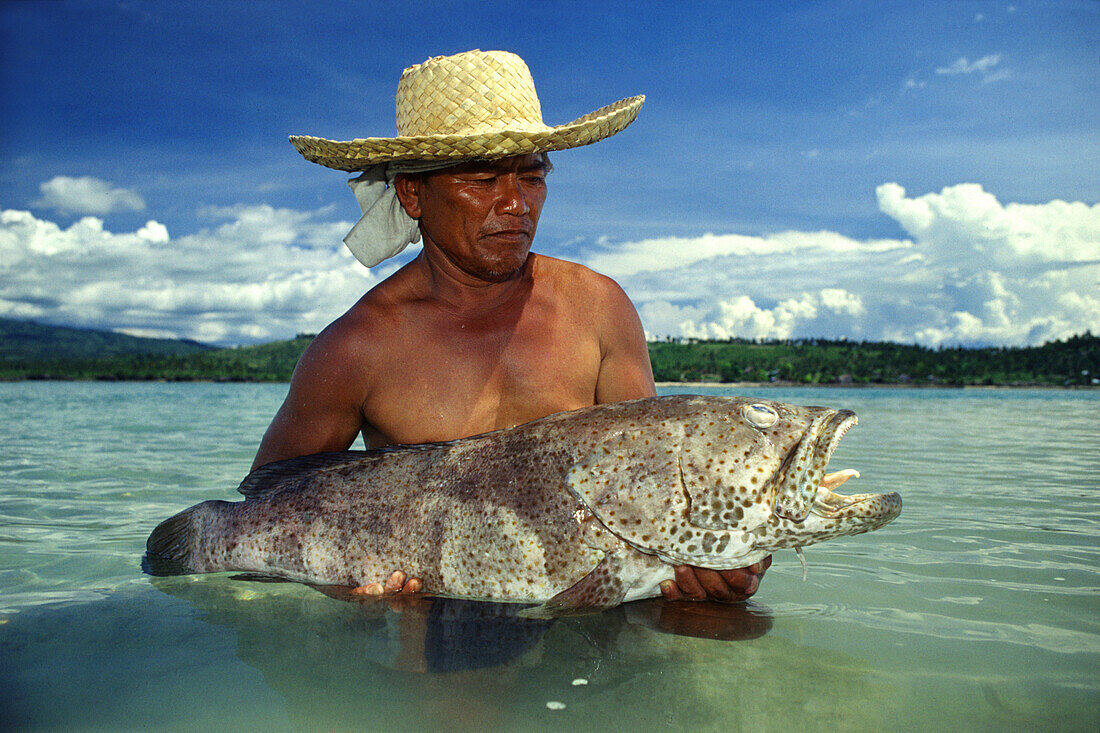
[
  {"xmin": 0, "ymin": 318, "xmax": 214, "ymax": 361},
  {"xmin": 0, "ymin": 316, "xmax": 312, "ymax": 381}
]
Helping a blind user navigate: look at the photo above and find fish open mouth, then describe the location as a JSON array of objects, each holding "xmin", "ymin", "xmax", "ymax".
[
  {"xmin": 808, "ymin": 416, "xmax": 901, "ymax": 527},
  {"xmin": 772, "ymin": 409, "xmax": 855, "ymax": 522},
  {"xmin": 773, "ymin": 409, "xmax": 901, "ymax": 527}
]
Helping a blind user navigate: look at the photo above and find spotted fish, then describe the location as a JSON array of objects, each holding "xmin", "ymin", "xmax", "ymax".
[{"xmin": 144, "ymin": 395, "xmax": 901, "ymax": 616}]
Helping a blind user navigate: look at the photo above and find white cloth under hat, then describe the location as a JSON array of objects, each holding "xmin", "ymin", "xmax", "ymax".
[{"xmin": 343, "ymin": 160, "xmax": 468, "ymax": 268}]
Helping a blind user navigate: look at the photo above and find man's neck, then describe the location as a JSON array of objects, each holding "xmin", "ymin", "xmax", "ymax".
[{"xmin": 415, "ymin": 246, "xmax": 536, "ymax": 318}]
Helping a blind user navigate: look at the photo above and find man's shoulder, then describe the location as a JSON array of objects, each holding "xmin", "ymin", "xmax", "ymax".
[
  {"xmin": 328, "ymin": 264, "xmax": 420, "ymax": 334},
  {"xmin": 298, "ymin": 286, "xmax": 397, "ymax": 366},
  {"xmin": 531, "ymin": 253, "xmax": 628, "ymax": 299}
]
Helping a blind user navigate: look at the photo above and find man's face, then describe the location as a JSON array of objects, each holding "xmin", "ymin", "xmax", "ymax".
[{"xmin": 402, "ymin": 154, "xmax": 548, "ymax": 282}]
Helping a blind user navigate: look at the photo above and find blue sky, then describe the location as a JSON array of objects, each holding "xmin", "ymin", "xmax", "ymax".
[{"xmin": 2, "ymin": 0, "xmax": 1097, "ymax": 346}]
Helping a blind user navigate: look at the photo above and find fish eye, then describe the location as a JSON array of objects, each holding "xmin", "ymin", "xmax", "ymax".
[{"xmin": 742, "ymin": 403, "xmax": 779, "ymax": 429}]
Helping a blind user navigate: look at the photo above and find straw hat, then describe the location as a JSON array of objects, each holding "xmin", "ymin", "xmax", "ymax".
[{"xmin": 289, "ymin": 49, "xmax": 644, "ymax": 171}]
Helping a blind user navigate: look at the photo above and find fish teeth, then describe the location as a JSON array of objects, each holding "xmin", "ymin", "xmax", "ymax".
[
  {"xmin": 821, "ymin": 469, "xmax": 860, "ymax": 490},
  {"xmin": 815, "ymin": 469, "xmax": 862, "ymax": 507}
]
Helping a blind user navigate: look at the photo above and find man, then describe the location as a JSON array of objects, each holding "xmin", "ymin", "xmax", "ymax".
[{"xmin": 256, "ymin": 50, "xmax": 770, "ymax": 603}]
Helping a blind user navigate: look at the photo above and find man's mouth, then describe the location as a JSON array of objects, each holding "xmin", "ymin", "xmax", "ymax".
[{"xmin": 484, "ymin": 229, "xmax": 531, "ymax": 241}]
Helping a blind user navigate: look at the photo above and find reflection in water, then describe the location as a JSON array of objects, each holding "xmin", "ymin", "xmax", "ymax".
[
  {"xmin": 148, "ymin": 576, "xmax": 796, "ymax": 730},
  {"xmin": 149, "ymin": 575, "xmax": 890, "ymax": 731},
  {"xmin": 177, "ymin": 575, "xmax": 773, "ymax": 674},
  {"xmin": 2, "ymin": 570, "xmax": 889, "ymax": 731},
  {"xmin": 305, "ymin": 589, "xmax": 556, "ymax": 674},
  {"xmin": 135, "ymin": 575, "xmax": 892, "ymax": 731}
]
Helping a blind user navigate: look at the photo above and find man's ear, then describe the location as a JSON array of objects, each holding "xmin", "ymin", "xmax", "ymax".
[{"xmin": 393, "ymin": 174, "xmax": 421, "ymax": 219}]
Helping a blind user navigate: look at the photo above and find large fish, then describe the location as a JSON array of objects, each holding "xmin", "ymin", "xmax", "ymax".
[{"xmin": 144, "ymin": 395, "xmax": 901, "ymax": 616}]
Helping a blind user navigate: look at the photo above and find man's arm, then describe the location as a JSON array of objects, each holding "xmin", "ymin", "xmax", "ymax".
[
  {"xmin": 251, "ymin": 327, "xmax": 369, "ymax": 471},
  {"xmin": 592, "ymin": 275, "xmax": 657, "ymax": 404}
]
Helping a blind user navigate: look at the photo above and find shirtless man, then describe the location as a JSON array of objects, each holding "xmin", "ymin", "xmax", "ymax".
[{"xmin": 255, "ymin": 50, "xmax": 770, "ymax": 604}]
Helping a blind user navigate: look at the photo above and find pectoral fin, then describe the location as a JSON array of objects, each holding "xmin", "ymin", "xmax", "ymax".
[{"xmin": 519, "ymin": 554, "xmax": 629, "ymax": 619}]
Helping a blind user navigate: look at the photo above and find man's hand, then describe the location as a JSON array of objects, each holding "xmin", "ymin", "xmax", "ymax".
[
  {"xmin": 659, "ymin": 556, "xmax": 772, "ymax": 603},
  {"xmin": 348, "ymin": 570, "xmax": 423, "ymax": 597}
]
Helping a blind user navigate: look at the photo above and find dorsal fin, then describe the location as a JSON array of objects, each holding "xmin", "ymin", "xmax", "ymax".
[
  {"xmin": 236, "ymin": 441, "xmax": 456, "ymax": 499},
  {"xmin": 237, "ymin": 451, "xmax": 371, "ymax": 498}
]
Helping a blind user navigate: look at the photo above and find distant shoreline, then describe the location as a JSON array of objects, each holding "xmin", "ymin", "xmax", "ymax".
[
  {"xmin": 4, "ymin": 318, "xmax": 1096, "ymax": 388},
  {"xmin": 656, "ymin": 381, "xmax": 1097, "ymax": 390},
  {"xmin": 2, "ymin": 376, "xmax": 1094, "ymax": 390}
]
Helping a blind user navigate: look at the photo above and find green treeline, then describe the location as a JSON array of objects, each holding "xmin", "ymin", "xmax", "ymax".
[
  {"xmin": 2, "ymin": 329, "xmax": 1097, "ymax": 386},
  {"xmin": 648, "ymin": 333, "xmax": 1099, "ymax": 387}
]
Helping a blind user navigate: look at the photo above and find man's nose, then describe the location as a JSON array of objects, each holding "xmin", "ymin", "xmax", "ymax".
[{"xmin": 496, "ymin": 175, "xmax": 530, "ymax": 215}]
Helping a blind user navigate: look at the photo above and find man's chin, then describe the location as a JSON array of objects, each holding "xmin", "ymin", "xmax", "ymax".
[
  {"xmin": 471, "ymin": 250, "xmax": 532, "ymax": 282},
  {"xmin": 476, "ymin": 261, "xmax": 527, "ymax": 283},
  {"xmin": 425, "ymin": 240, "xmax": 532, "ymax": 283}
]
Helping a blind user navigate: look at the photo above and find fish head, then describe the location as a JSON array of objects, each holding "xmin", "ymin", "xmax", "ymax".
[
  {"xmin": 567, "ymin": 396, "xmax": 901, "ymax": 569},
  {"xmin": 677, "ymin": 397, "xmax": 902, "ymax": 558}
]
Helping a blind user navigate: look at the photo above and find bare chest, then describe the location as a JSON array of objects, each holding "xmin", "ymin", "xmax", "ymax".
[{"xmin": 361, "ymin": 306, "xmax": 602, "ymax": 445}]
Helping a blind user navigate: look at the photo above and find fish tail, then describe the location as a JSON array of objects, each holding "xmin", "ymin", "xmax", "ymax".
[{"xmin": 142, "ymin": 500, "xmax": 226, "ymax": 576}]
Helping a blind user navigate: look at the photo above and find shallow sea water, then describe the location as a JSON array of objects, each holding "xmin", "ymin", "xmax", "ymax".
[{"xmin": 0, "ymin": 382, "xmax": 1097, "ymax": 731}]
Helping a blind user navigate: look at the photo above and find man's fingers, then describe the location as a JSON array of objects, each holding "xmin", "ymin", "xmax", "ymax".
[
  {"xmin": 348, "ymin": 571, "xmax": 424, "ymax": 598},
  {"xmin": 693, "ymin": 568, "xmax": 738, "ymax": 601},
  {"xmin": 660, "ymin": 580, "xmax": 683, "ymax": 600},
  {"xmin": 672, "ymin": 565, "xmax": 708, "ymax": 601},
  {"xmin": 383, "ymin": 570, "xmax": 406, "ymax": 593},
  {"xmin": 667, "ymin": 555, "xmax": 774, "ymax": 604},
  {"xmin": 349, "ymin": 582, "xmax": 385, "ymax": 597},
  {"xmin": 717, "ymin": 554, "xmax": 771, "ymax": 600},
  {"xmin": 717, "ymin": 568, "xmax": 755, "ymax": 596}
]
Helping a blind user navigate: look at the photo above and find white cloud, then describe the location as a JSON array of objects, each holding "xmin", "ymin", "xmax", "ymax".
[
  {"xmin": 876, "ymin": 183, "xmax": 1099, "ymax": 262},
  {"xmin": 935, "ymin": 55, "xmax": 1001, "ymax": 76},
  {"xmin": 137, "ymin": 220, "xmax": 169, "ymax": 243},
  {"xmin": 34, "ymin": 176, "xmax": 146, "ymax": 215},
  {"xmin": 585, "ymin": 229, "xmax": 906, "ymax": 278},
  {"xmin": 0, "ymin": 201, "xmax": 376, "ymax": 345},
  {"xmin": 934, "ymin": 54, "xmax": 1010, "ymax": 83},
  {"xmin": 588, "ymin": 184, "xmax": 1100, "ymax": 346},
  {"xmin": 654, "ymin": 290, "xmax": 866, "ymax": 342},
  {"xmin": 5, "ymin": 177, "xmax": 1097, "ymax": 349}
]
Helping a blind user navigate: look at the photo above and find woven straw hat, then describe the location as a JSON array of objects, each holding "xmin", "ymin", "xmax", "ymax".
[{"xmin": 289, "ymin": 50, "xmax": 644, "ymax": 171}]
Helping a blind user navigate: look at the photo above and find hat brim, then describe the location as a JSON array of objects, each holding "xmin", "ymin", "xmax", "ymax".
[{"xmin": 289, "ymin": 95, "xmax": 644, "ymax": 172}]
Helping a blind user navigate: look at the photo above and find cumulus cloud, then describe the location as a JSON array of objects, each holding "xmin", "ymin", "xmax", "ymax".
[
  {"xmin": 586, "ymin": 184, "xmax": 1100, "ymax": 346},
  {"xmin": 586, "ymin": 229, "xmax": 904, "ymax": 278},
  {"xmin": 652, "ymin": 289, "xmax": 867, "ymax": 342},
  {"xmin": 0, "ymin": 202, "xmax": 376, "ymax": 345},
  {"xmin": 5, "ymin": 177, "xmax": 1097, "ymax": 349},
  {"xmin": 34, "ymin": 176, "xmax": 146, "ymax": 215}
]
